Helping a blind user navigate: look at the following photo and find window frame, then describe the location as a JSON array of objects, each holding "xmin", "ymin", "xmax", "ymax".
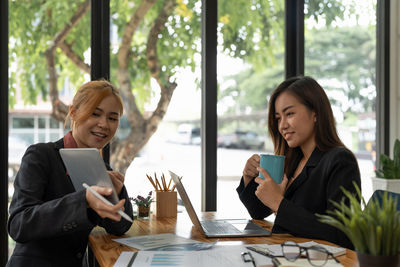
[{"xmin": 1, "ymin": 0, "xmax": 8, "ymax": 264}]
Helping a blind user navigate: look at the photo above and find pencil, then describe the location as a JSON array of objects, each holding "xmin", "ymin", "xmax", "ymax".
[
  {"xmin": 155, "ymin": 179, "xmax": 162, "ymax": 191},
  {"xmin": 146, "ymin": 174, "xmax": 158, "ymax": 191},
  {"xmin": 154, "ymin": 173, "xmax": 163, "ymax": 191},
  {"xmin": 161, "ymin": 173, "xmax": 167, "ymax": 191},
  {"xmin": 167, "ymin": 177, "xmax": 172, "ymax": 191}
]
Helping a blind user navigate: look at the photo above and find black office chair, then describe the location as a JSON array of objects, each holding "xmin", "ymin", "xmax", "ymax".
[{"xmin": 367, "ymin": 190, "xmax": 400, "ymax": 209}]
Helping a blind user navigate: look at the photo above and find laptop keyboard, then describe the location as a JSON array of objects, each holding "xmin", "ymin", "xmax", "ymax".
[{"xmin": 201, "ymin": 220, "xmax": 242, "ymax": 234}]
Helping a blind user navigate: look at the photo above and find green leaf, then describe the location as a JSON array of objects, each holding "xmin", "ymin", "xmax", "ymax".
[
  {"xmin": 318, "ymin": 183, "xmax": 400, "ymax": 255},
  {"xmin": 376, "ymin": 139, "xmax": 400, "ymax": 179}
]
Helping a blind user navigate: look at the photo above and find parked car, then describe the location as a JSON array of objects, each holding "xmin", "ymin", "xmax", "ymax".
[
  {"xmin": 168, "ymin": 124, "xmax": 201, "ymax": 145},
  {"xmin": 218, "ymin": 130, "xmax": 264, "ymax": 150}
]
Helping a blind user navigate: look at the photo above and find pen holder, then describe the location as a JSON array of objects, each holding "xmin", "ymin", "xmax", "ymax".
[{"xmin": 155, "ymin": 191, "xmax": 177, "ymax": 218}]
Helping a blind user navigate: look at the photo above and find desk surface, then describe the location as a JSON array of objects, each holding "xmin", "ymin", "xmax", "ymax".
[{"xmin": 89, "ymin": 212, "xmax": 358, "ymax": 267}]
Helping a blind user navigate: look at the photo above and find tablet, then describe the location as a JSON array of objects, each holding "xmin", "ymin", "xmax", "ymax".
[{"xmin": 59, "ymin": 148, "xmax": 119, "ymax": 204}]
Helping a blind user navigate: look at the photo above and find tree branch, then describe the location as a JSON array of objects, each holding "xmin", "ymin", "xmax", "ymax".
[
  {"xmin": 116, "ymin": 68, "xmax": 144, "ymax": 127},
  {"xmin": 117, "ymin": 0, "xmax": 157, "ymax": 126},
  {"xmin": 52, "ymin": 0, "xmax": 90, "ymax": 47},
  {"xmin": 118, "ymin": 0, "xmax": 157, "ymax": 68},
  {"xmin": 59, "ymin": 40, "xmax": 90, "ymax": 74},
  {"xmin": 44, "ymin": 0, "xmax": 90, "ymax": 121},
  {"xmin": 44, "ymin": 49, "xmax": 69, "ymax": 121},
  {"xmin": 146, "ymin": 0, "xmax": 177, "ymax": 126}
]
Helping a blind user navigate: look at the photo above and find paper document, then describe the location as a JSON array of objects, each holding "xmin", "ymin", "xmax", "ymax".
[
  {"xmin": 113, "ymin": 252, "xmax": 135, "ymax": 267},
  {"xmin": 113, "ymin": 246, "xmax": 344, "ymax": 267},
  {"xmin": 113, "ymin": 233, "xmax": 214, "ymax": 251},
  {"xmin": 115, "ymin": 245, "xmax": 273, "ymax": 267},
  {"xmin": 300, "ymin": 241, "xmax": 346, "ymax": 257}
]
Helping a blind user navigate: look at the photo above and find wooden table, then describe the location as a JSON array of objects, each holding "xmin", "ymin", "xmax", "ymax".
[{"xmin": 89, "ymin": 212, "xmax": 358, "ymax": 267}]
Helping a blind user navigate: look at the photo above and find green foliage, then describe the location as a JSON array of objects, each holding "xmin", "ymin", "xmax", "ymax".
[
  {"xmin": 9, "ymin": 0, "xmax": 89, "ymax": 105},
  {"xmin": 130, "ymin": 191, "xmax": 153, "ymax": 207},
  {"xmin": 305, "ymin": 26, "xmax": 376, "ymax": 113},
  {"xmin": 218, "ymin": 0, "xmax": 284, "ymax": 68},
  {"xmin": 218, "ymin": 0, "xmax": 345, "ymax": 69},
  {"xmin": 110, "ymin": 0, "xmax": 202, "ymax": 112},
  {"xmin": 218, "ymin": 64, "xmax": 284, "ymax": 114},
  {"xmin": 375, "ymin": 139, "xmax": 400, "ymax": 179},
  {"xmin": 219, "ymin": 23, "xmax": 376, "ymax": 123},
  {"xmin": 317, "ymin": 182, "xmax": 400, "ymax": 256},
  {"xmin": 10, "ymin": 0, "xmax": 348, "ymax": 110},
  {"xmin": 305, "ymin": 0, "xmax": 345, "ymax": 25}
]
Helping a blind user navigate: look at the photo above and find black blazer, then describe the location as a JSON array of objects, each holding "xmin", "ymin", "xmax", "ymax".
[
  {"xmin": 7, "ymin": 138, "xmax": 133, "ymax": 267},
  {"xmin": 237, "ymin": 147, "xmax": 361, "ymax": 249}
]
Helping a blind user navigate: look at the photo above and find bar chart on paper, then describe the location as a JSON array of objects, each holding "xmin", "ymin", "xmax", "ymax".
[
  {"xmin": 151, "ymin": 253, "xmax": 184, "ymax": 266},
  {"xmin": 120, "ymin": 247, "xmax": 273, "ymax": 267}
]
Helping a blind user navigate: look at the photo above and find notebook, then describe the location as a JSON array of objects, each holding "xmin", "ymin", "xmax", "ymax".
[
  {"xmin": 169, "ymin": 170, "xmax": 271, "ymax": 238},
  {"xmin": 59, "ymin": 148, "xmax": 119, "ymax": 204}
]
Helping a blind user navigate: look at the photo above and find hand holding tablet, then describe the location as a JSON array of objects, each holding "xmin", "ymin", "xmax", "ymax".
[{"xmin": 59, "ymin": 148, "xmax": 120, "ymax": 204}]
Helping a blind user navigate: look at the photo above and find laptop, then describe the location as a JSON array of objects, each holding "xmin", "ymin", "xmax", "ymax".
[
  {"xmin": 169, "ymin": 170, "xmax": 271, "ymax": 238},
  {"xmin": 59, "ymin": 148, "xmax": 119, "ymax": 204}
]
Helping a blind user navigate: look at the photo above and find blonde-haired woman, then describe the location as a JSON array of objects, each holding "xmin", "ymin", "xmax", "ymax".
[{"xmin": 7, "ymin": 80, "xmax": 133, "ymax": 267}]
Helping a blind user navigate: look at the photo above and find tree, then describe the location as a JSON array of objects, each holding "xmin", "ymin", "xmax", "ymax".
[
  {"xmin": 9, "ymin": 0, "xmax": 345, "ymax": 173},
  {"xmin": 305, "ymin": 26, "xmax": 376, "ymax": 113},
  {"xmin": 219, "ymin": 25, "xmax": 376, "ymax": 119}
]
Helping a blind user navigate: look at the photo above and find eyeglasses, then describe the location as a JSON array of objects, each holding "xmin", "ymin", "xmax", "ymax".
[
  {"xmin": 244, "ymin": 248, "xmax": 281, "ymax": 267},
  {"xmin": 281, "ymin": 241, "xmax": 340, "ymax": 267},
  {"xmin": 241, "ymin": 251, "xmax": 256, "ymax": 267}
]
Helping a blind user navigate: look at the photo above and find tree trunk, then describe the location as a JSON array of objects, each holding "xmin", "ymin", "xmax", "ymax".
[{"xmin": 112, "ymin": 0, "xmax": 177, "ymax": 173}]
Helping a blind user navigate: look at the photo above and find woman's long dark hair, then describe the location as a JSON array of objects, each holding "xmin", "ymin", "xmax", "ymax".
[{"xmin": 267, "ymin": 76, "xmax": 346, "ymax": 177}]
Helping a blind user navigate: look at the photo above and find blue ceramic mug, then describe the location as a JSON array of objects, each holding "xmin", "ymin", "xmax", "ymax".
[{"xmin": 259, "ymin": 154, "xmax": 285, "ymax": 184}]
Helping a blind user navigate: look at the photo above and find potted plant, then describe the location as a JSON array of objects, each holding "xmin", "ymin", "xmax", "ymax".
[
  {"xmin": 318, "ymin": 183, "xmax": 400, "ymax": 267},
  {"xmin": 130, "ymin": 191, "xmax": 153, "ymax": 219},
  {"xmin": 372, "ymin": 139, "xmax": 400, "ymax": 193}
]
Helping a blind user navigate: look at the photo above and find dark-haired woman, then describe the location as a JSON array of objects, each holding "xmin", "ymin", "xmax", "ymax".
[{"xmin": 237, "ymin": 76, "xmax": 361, "ymax": 249}]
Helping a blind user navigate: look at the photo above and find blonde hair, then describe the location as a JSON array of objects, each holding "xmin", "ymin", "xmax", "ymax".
[{"xmin": 65, "ymin": 80, "xmax": 124, "ymax": 128}]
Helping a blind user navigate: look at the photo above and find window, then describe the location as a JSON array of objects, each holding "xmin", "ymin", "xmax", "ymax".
[
  {"xmin": 12, "ymin": 117, "xmax": 34, "ymax": 129},
  {"xmin": 38, "ymin": 118, "xmax": 46, "ymax": 128},
  {"xmin": 217, "ymin": 0, "xmax": 285, "ymax": 215},
  {"xmin": 8, "ymin": 0, "xmax": 91, "ymax": 256},
  {"xmin": 110, "ymin": 0, "xmax": 203, "ymax": 210},
  {"xmin": 304, "ymin": 0, "xmax": 377, "ymax": 200},
  {"xmin": 50, "ymin": 118, "xmax": 60, "ymax": 129}
]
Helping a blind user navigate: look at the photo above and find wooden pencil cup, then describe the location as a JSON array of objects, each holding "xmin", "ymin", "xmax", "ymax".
[{"xmin": 155, "ymin": 191, "xmax": 177, "ymax": 218}]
